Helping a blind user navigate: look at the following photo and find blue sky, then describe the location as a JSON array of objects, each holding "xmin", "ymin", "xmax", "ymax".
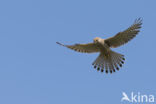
[{"xmin": 0, "ymin": 0, "xmax": 155, "ymax": 104}]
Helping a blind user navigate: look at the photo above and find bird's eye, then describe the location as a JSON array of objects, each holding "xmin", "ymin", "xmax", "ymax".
[{"xmin": 94, "ymin": 39, "xmax": 98, "ymax": 43}]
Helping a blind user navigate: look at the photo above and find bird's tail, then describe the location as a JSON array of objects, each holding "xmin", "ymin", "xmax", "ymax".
[{"xmin": 92, "ymin": 50, "xmax": 125, "ymax": 73}]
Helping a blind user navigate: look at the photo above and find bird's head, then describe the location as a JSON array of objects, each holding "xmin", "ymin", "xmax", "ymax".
[{"xmin": 93, "ymin": 37, "xmax": 101, "ymax": 43}]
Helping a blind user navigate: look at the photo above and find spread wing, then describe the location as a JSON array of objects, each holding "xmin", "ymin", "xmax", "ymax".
[
  {"xmin": 105, "ymin": 18, "xmax": 142, "ymax": 48},
  {"xmin": 56, "ymin": 42, "xmax": 100, "ymax": 53}
]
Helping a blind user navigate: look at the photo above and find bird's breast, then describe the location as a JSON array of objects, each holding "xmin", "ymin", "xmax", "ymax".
[{"xmin": 98, "ymin": 43, "xmax": 110, "ymax": 52}]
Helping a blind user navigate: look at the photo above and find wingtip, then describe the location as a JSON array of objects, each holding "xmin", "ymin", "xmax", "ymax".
[
  {"xmin": 135, "ymin": 17, "xmax": 143, "ymax": 24},
  {"xmin": 56, "ymin": 42, "xmax": 66, "ymax": 47},
  {"xmin": 56, "ymin": 41, "xmax": 60, "ymax": 44},
  {"xmin": 56, "ymin": 41, "xmax": 62, "ymax": 45}
]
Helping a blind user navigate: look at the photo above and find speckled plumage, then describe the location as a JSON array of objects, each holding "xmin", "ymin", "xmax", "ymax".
[{"xmin": 57, "ymin": 18, "xmax": 142, "ymax": 74}]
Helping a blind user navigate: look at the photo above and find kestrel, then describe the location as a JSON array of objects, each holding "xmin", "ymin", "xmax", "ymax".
[{"xmin": 57, "ymin": 18, "xmax": 142, "ymax": 73}]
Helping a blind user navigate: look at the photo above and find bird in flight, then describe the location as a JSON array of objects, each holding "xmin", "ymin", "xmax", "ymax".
[{"xmin": 56, "ymin": 18, "xmax": 142, "ymax": 74}]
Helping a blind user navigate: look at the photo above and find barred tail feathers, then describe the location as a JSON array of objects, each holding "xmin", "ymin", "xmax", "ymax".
[{"xmin": 92, "ymin": 50, "xmax": 125, "ymax": 73}]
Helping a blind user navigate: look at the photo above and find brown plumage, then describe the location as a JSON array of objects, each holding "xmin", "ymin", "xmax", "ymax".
[{"xmin": 57, "ymin": 18, "xmax": 142, "ymax": 74}]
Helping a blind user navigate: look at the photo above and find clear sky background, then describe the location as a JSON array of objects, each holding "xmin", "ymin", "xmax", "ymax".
[{"xmin": 0, "ymin": 0, "xmax": 155, "ymax": 104}]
